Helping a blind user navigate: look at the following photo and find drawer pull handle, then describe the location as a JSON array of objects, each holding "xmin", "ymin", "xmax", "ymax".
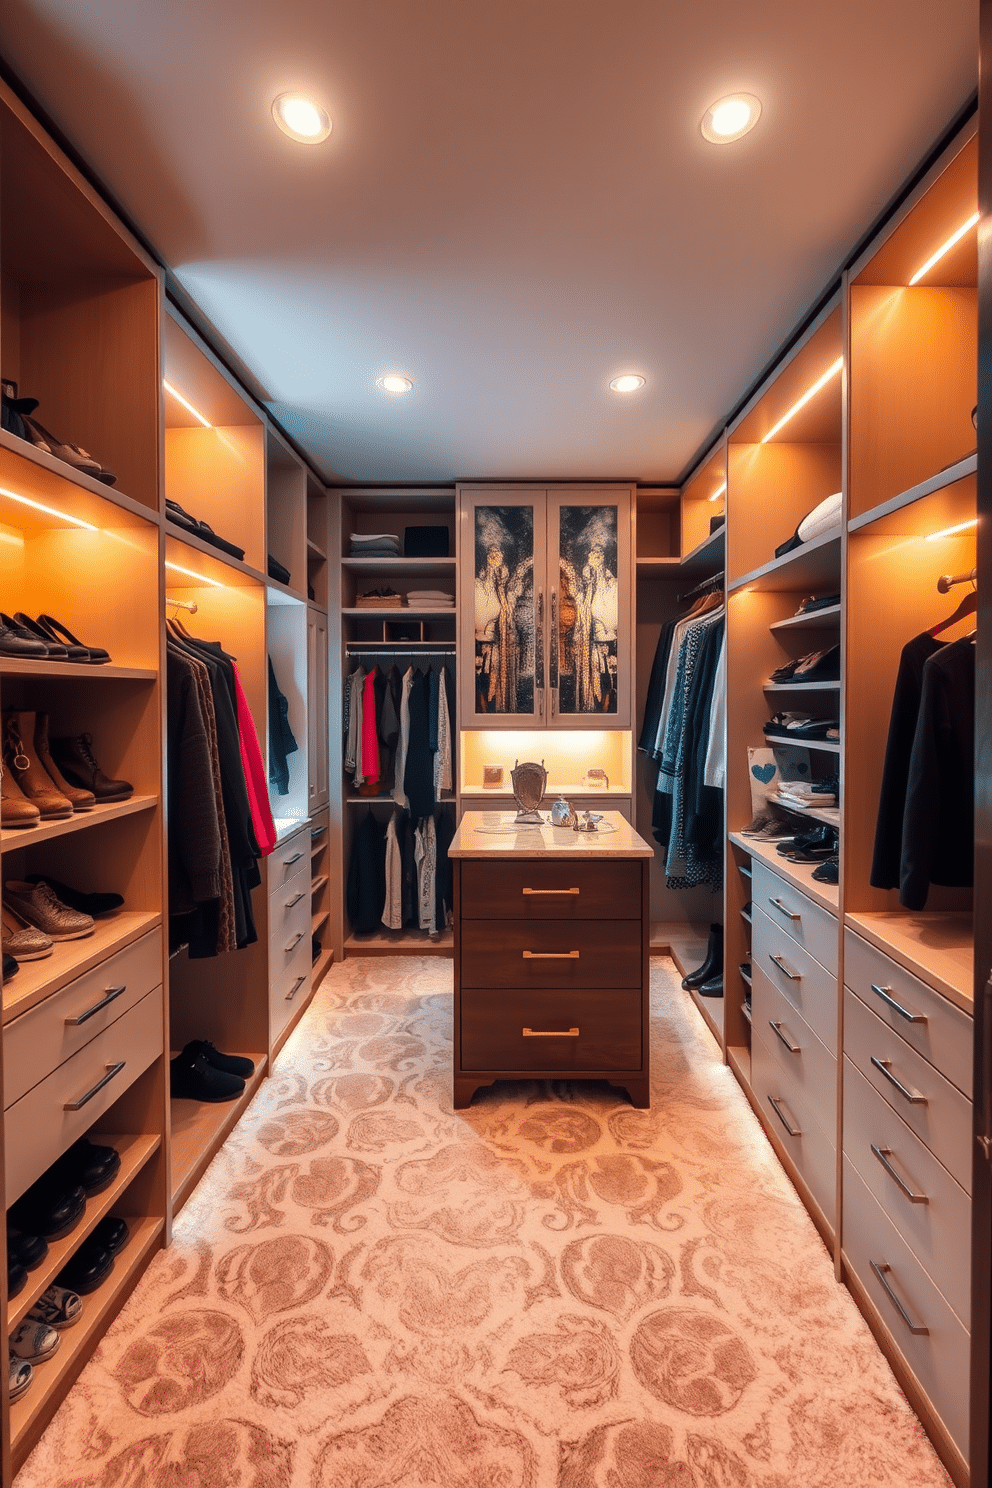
[
  {"xmin": 769, "ymin": 896, "xmax": 801, "ymax": 922},
  {"xmin": 310, "ymin": 826, "xmax": 327, "ymax": 839},
  {"xmin": 286, "ymin": 974, "xmax": 307, "ymax": 1001},
  {"xmin": 64, "ymin": 1060, "xmax": 126, "ymax": 1112},
  {"xmin": 285, "ymin": 891, "xmax": 306, "ymax": 908},
  {"xmin": 768, "ymin": 953, "xmax": 801, "ymax": 982},
  {"xmin": 769, "ymin": 1019, "xmax": 800, "ymax": 1054},
  {"xmin": 285, "ymin": 931, "xmax": 306, "ymax": 953},
  {"xmin": 522, "ymin": 887, "xmax": 580, "ymax": 896},
  {"xmin": 871, "ymin": 1144, "xmax": 929, "ymax": 1204},
  {"xmin": 523, "ymin": 1027, "xmax": 580, "ymax": 1037},
  {"xmin": 870, "ymin": 983, "xmax": 926, "ymax": 1024},
  {"xmin": 870, "ymin": 1056, "xmax": 927, "ymax": 1105},
  {"xmin": 284, "ymin": 852, "xmax": 304, "ymax": 867},
  {"xmin": 767, "ymin": 1095, "xmax": 801, "ymax": 1137},
  {"xmin": 65, "ymin": 985, "xmax": 127, "ymax": 1027},
  {"xmin": 870, "ymin": 1260, "xmax": 929, "ymax": 1335},
  {"xmin": 522, "ymin": 950, "xmax": 579, "ymax": 959}
]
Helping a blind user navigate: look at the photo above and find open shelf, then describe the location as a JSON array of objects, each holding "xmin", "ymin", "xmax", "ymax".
[
  {"xmin": 311, "ymin": 908, "xmax": 330, "ymax": 935},
  {"xmin": 739, "ymin": 965, "xmax": 752, "ymax": 986},
  {"xmin": 312, "ymin": 946, "xmax": 334, "ymax": 989},
  {"xmin": 729, "ymin": 831, "xmax": 839, "ymax": 914},
  {"xmin": 342, "ymin": 557, "xmax": 456, "ymax": 571},
  {"xmin": 0, "ymin": 794, "xmax": 158, "ymax": 853},
  {"xmin": 649, "ymin": 920, "xmax": 709, "ymax": 977},
  {"xmin": 766, "ymin": 794, "xmax": 840, "ymax": 829},
  {"xmin": 2, "ymin": 912, "xmax": 161, "ymax": 1025},
  {"xmin": 742, "ymin": 1001, "xmax": 752, "ymax": 1025},
  {"xmin": 344, "ymin": 928, "xmax": 453, "ymax": 957},
  {"xmin": 311, "ymin": 874, "xmax": 328, "ymax": 895},
  {"xmin": 729, "ymin": 530, "xmax": 842, "ymax": 595},
  {"xmin": 848, "ymin": 453, "xmax": 976, "ymax": 534},
  {"xmin": 770, "ymin": 604, "xmax": 842, "ymax": 632},
  {"xmin": 170, "ymin": 1056, "xmax": 267, "ymax": 1212},
  {"xmin": 342, "ymin": 607, "xmax": 457, "ymax": 619},
  {"xmin": 680, "ymin": 527, "xmax": 725, "ymax": 575},
  {"xmin": 844, "ymin": 910, "xmax": 974, "ymax": 1013},
  {"xmin": 763, "ymin": 680, "xmax": 840, "ymax": 693},
  {"xmin": 763, "ymin": 736, "xmax": 840, "ymax": 755},
  {"xmin": 687, "ymin": 983, "xmax": 723, "ymax": 1046},
  {"xmin": 0, "ymin": 660, "xmax": 156, "ymax": 682},
  {"xmin": 727, "ymin": 1044, "xmax": 752, "ymax": 1087}
]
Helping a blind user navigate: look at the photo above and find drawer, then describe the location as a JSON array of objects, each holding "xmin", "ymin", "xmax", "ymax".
[
  {"xmin": 751, "ymin": 962, "xmax": 837, "ymax": 1128},
  {"xmin": 5, "ymin": 987, "xmax": 163, "ymax": 1205},
  {"xmin": 270, "ymin": 940, "xmax": 311, "ymax": 1044},
  {"xmin": 460, "ymin": 919, "xmax": 642, "ymax": 989},
  {"xmin": 459, "ymin": 859, "xmax": 642, "ymax": 920},
  {"xmin": 844, "ymin": 930, "xmax": 972, "ymax": 1098},
  {"xmin": 268, "ymin": 830, "xmax": 311, "ymax": 891},
  {"xmin": 842, "ymin": 1154, "xmax": 969, "ymax": 1459},
  {"xmin": 752, "ymin": 860, "xmax": 838, "ymax": 974},
  {"xmin": 752, "ymin": 905, "xmax": 838, "ymax": 1054},
  {"xmin": 4, "ymin": 929, "xmax": 163, "ymax": 1110},
  {"xmin": 751, "ymin": 1022, "xmax": 836, "ymax": 1225},
  {"xmin": 269, "ymin": 890, "xmax": 311, "ymax": 975},
  {"xmin": 460, "ymin": 986, "xmax": 641, "ymax": 1072},
  {"xmin": 843, "ymin": 1056, "xmax": 970, "ymax": 1325},
  {"xmin": 844, "ymin": 988, "xmax": 971, "ymax": 1193}
]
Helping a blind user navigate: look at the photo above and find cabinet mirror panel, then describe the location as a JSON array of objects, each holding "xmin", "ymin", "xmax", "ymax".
[
  {"xmin": 555, "ymin": 504, "xmax": 620, "ymax": 715},
  {"xmin": 473, "ymin": 503, "xmax": 539, "ymax": 717}
]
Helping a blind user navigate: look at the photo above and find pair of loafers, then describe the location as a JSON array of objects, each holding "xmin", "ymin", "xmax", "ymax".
[
  {"xmin": 56, "ymin": 1216, "xmax": 130, "ymax": 1296},
  {"xmin": 3, "ymin": 613, "xmax": 110, "ymax": 664},
  {"xmin": 776, "ymin": 825, "xmax": 838, "ymax": 862}
]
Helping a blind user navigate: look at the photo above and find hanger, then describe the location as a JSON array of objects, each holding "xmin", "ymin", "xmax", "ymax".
[{"xmin": 928, "ymin": 587, "xmax": 977, "ymax": 637}]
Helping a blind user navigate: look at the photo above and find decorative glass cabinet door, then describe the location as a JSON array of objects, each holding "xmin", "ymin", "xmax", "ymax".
[{"xmin": 547, "ymin": 489, "xmax": 631, "ymax": 727}]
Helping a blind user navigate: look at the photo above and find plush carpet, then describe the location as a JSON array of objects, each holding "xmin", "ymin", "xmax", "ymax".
[{"xmin": 17, "ymin": 956, "xmax": 953, "ymax": 1487}]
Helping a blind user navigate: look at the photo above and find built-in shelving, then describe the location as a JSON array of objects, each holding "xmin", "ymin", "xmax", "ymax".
[
  {"xmin": 729, "ymin": 831, "xmax": 839, "ymax": 915},
  {"xmin": 769, "ymin": 604, "xmax": 842, "ymax": 633},
  {"xmin": 170, "ymin": 1057, "xmax": 267, "ymax": 1211},
  {"xmin": 2, "ymin": 913, "xmax": 162, "ymax": 1024}
]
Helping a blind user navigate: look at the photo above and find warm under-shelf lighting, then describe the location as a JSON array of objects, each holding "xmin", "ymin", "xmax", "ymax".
[
  {"xmin": 924, "ymin": 518, "xmax": 978, "ymax": 542},
  {"xmin": 760, "ymin": 358, "xmax": 843, "ymax": 443},
  {"xmin": 163, "ymin": 381, "xmax": 212, "ymax": 429},
  {"xmin": 909, "ymin": 212, "xmax": 980, "ymax": 286},
  {"xmin": 165, "ymin": 560, "xmax": 224, "ymax": 587},
  {"xmin": 709, "ymin": 483, "xmax": 727, "ymax": 503},
  {"xmin": 0, "ymin": 486, "xmax": 98, "ymax": 530}
]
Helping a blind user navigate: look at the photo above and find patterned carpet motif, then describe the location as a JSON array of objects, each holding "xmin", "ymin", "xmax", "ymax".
[{"xmin": 17, "ymin": 957, "xmax": 952, "ymax": 1487}]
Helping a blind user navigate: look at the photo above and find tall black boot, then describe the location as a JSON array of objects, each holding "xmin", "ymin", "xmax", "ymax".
[{"xmin": 682, "ymin": 923, "xmax": 723, "ymax": 989}]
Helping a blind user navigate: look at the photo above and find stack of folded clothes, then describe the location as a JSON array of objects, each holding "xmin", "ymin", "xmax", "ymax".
[
  {"xmin": 772, "ymin": 778, "xmax": 837, "ymax": 810},
  {"xmin": 406, "ymin": 589, "xmax": 454, "ymax": 608},
  {"xmin": 793, "ymin": 592, "xmax": 840, "ymax": 617},
  {"xmin": 349, "ymin": 532, "xmax": 400, "ymax": 558},
  {"xmin": 763, "ymin": 713, "xmax": 839, "ymax": 742},
  {"xmin": 356, "ymin": 586, "xmax": 402, "ymax": 608}
]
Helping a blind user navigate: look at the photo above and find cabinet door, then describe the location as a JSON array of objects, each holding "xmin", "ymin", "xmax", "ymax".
[
  {"xmin": 459, "ymin": 490, "xmax": 548, "ymax": 726},
  {"xmin": 546, "ymin": 488, "xmax": 632, "ymax": 728},
  {"xmin": 307, "ymin": 606, "xmax": 329, "ymax": 808}
]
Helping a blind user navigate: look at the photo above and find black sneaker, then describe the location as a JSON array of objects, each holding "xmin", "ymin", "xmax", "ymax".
[
  {"xmin": 170, "ymin": 1049, "xmax": 245, "ymax": 1102},
  {"xmin": 180, "ymin": 1040, "xmax": 254, "ymax": 1080},
  {"xmin": 812, "ymin": 854, "xmax": 839, "ymax": 884}
]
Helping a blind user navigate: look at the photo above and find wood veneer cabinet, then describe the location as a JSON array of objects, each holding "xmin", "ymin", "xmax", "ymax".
[{"xmin": 449, "ymin": 811, "xmax": 652, "ymax": 1109}]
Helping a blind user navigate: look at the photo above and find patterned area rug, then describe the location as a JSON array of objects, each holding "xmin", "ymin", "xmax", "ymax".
[{"xmin": 17, "ymin": 956, "xmax": 952, "ymax": 1487}]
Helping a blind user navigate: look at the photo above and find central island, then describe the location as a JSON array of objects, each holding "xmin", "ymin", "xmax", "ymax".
[{"xmin": 448, "ymin": 810, "xmax": 653, "ymax": 1108}]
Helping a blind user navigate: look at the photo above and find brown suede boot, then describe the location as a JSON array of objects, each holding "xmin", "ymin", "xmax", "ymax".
[
  {"xmin": 34, "ymin": 713, "xmax": 94, "ymax": 811},
  {"xmin": 0, "ymin": 761, "xmax": 40, "ymax": 828},
  {"xmin": 3, "ymin": 712, "xmax": 72, "ymax": 820}
]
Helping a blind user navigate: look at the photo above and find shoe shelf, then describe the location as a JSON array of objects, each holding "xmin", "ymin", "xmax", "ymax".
[
  {"xmin": 765, "ymin": 795, "xmax": 840, "ymax": 829},
  {"xmin": 312, "ymin": 908, "xmax": 330, "ymax": 937},
  {"xmin": 740, "ymin": 907, "xmax": 752, "ymax": 925},
  {"xmin": 739, "ymin": 965, "xmax": 752, "ymax": 986},
  {"xmin": 0, "ymin": 794, "xmax": 158, "ymax": 853},
  {"xmin": 6, "ymin": 1131, "xmax": 160, "ymax": 1334},
  {"xmin": 9, "ymin": 1211, "xmax": 163, "ymax": 1471},
  {"xmin": 169, "ymin": 1056, "xmax": 267, "ymax": 1213},
  {"xmin": 687, "ymin": 983, "xmax": 724, "ymax": 1047},
  {"xmin": 649, "ymin": 921, "xmax": 709, "ymax": 975},
  {"xmin": 729, "ymin": 831, "xmax": 839, "ymax": 915},
  {"xmin": 344, "ymin": 928, "xmax": 454, "ymax": 956},
  {"xmin": 727, "ymin": 1044, "xmax": 751, "ymax": 1087},
  {"xmin": 307, "ymin": 536, "xmax": 327, "ymax": 560},
  {"xmin": 763, "ymin": 680, "xmax": 840, "ymax": 693},
  {"xmin": 0, "ymin": 660, "xmax": 156, "ymax": 682},
  {"xmin": 769, "ymin": 605, "xmax": 842, "ymax": 633},
  {"xmin": 311, "ymin": 873, "xmax": 329, "ymax": 895},
  {"xmin": 0, "ymin": 428, "xmax": 159, "ymax": 529},
  {"xmin": 741, "ymin": 1001, "xmax": 752, "ymax": 1026},
  {"xmin": 313, "ymin": 946, "xmax": 334, "ymax": 987},
  {"xmin": 844, "ymin": 910, "xmax": 974, "ymax": 1014},
  {"xmin": 165, "ymin": 523, "xmax": 269, "ymax": 588},
  {"xmin": 765, "ymin": 738, "xmax": 840, "ymax": 755},
  {"xmin": 2, "ymin": 912, "xmax": 162, "ymax": 1026}
]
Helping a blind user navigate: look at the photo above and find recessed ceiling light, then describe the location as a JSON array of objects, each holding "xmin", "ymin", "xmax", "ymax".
[
  {"xmin": 610, "ymin": 375, "xmax": 645, "ymax": 393},
  {"xmin": 272, "ymin": 93, "xmax": 332, "ymax": 144},
  {"xmin": 701, "ymin": 93, "xmax": 762, "ymax": 144},
  {"xmin": 378, "ymin": 375, "xmax": 413, "ymax": 394}
]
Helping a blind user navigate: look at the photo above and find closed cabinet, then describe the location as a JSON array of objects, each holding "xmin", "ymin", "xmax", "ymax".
[{"xmin": 457, "ymin": 485, "xmax": 633, "ymax": 728}]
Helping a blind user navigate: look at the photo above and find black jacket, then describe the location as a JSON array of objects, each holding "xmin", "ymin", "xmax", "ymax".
[{"xmin": 900, "ymin": 636, "xmax": 974, "ymax": 910}]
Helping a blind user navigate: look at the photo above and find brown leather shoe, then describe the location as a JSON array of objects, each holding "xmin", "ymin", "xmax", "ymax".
[
  {"xmin": 3, "ymin": 712, "xmax": 72, "ymax": 819},
  {"xmin": 0, "ymin": 762, "xmax": 40, "ymax": 828},
  {"xmin": 34, "ymin": 714, "xmax": 94, "ymax": 812},
  {"xmin": 49, "ymin": 733, "xmax": 132, "ymax": 803}
]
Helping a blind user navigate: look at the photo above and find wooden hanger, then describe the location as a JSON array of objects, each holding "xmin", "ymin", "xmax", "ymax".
[{"xmin": 928, "ymin": 588, "xmax": 977, "ymax": 637}]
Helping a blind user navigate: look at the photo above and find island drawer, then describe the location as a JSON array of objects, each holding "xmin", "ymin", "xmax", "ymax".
[
  {"xmin": 459, "ymin": 859, "xmax": 642, "ymax": 919},
  {"xmin": 460, "ymin": 919, "xmax": 642, "ymax": 988},
  {"xmin": 460, "ymin": 986, "xmax": 641, "ymax": 1071}
]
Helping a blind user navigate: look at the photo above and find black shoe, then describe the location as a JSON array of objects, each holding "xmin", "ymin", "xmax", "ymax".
[
  {"xmin": 698, "ymin": 973, "xmax": 724, "ymax": 998},
  {"xmin": 739, "ymin": 962, "xmax": 752, "ymax": 980},
  {"xmin": 24, "ymin": 875, "xmax": 124, "ymax": 918},
  {"xmin": 170, "ymin": 1049, "xmax": 245, "ymax": 1102},
  {"xmin": 776, "ymin": 825, "xmax": 836, "ymax": 857},
  {"xmin": 0, "ymin": 614, "xmax": 48, "ymax": 659},
  {"xmin": 681, "ymin": 923, "xmax": 723, "ymax": 990},
  {"xmin": 812, "ymin": 773, "xmax": 839, "ymax": 796},
  {"xmin": 812, "ymin": 854, "xmax": 839, "ymax": 884},
  {"xmin": 9, "ymin": 1179, "xmax": 86, "ymax": 1241},
  {"xmin": 55, "ymin": 1139, "xmax": 121, "ymax": 1196},
  {"xmin": 180, "ymin": 1040, "xmax": 254, "ymax": 1080},
  {"xmin": 91, "ymin": 1215, "xmax": 130, "ymax": 1256},
  {"xmin": 7, "ymin": 1227, "xmax": 48, "ymax": 1270},
  {"xmin": 55, "ymin": 1238, "xmax": 113, "ymax": 1296},
  {"xmin": 3, "ymin": 951, "xmax": 18, "ymax": 981},
  {"xmin": 8, "ymin": 1259, "xmax": 27, "ymax": 1298}
]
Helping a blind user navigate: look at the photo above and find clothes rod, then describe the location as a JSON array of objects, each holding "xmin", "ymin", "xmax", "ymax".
[
  {"xmin": 937, "ymin": 567, "xmax": 977, "ymax": 594},
  {"xmin": 166, "ymin": 597, "xmax": 198, "ymax": 613},
  {"xmin": 677, "ymin": 570, "xmax": 724, "ymax": 603}
]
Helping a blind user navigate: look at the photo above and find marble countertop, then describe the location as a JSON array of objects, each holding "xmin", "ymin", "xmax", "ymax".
[{"xmin": 449, "ymin": 809, "xmax": 654, "ymax": 859}]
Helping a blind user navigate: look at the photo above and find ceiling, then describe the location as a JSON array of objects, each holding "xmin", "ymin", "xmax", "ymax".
[{"xmin": 0, "ymin": 1, "xmax": 978, "ymax": 487}]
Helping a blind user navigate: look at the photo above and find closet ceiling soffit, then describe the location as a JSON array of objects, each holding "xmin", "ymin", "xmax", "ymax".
[{"xmin": 0, "ymin": 0, "xmax": 977, "ymax": 485}]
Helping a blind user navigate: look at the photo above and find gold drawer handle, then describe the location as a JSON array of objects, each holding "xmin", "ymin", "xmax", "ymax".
[
  {"xmin": 65, "ymin": 985, "xmax": 126, "ymax": 1027},
  {"xmin": 522, "ymin": 887, "xmax": 580, "ymax": 896},
  {"xmin": 64, "ymin": 1060, "xmax": 126, "ymax": 1111},
  {"xmin": 522, "ymin": 950, "xmax": 579, "ymax": 959},
  {"xmin": 523, "ymin": 1027, "xmax": 580, "ymax": 1037}
]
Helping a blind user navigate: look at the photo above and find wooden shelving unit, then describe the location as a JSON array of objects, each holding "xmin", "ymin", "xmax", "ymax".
[{"xmin": 169, "ymin": 1057, "xmax": 267, "ymax": 1211}]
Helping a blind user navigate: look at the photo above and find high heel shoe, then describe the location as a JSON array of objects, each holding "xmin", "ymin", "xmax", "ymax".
[
  {"xmin": 682, "ymin": 923, "xmax": 723, "ymax": 990},
  {"xmin": 36, "ymin": 615, "xmax": 110, "ymax": 664}
]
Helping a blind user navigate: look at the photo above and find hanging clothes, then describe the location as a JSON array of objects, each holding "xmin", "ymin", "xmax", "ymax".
[
  {"xmin": 383, "ymin": 811, "xmax": 403, "ymax": 929},
  {"xmin": 233, "ymin": 660, "xmax": 277, "ymax": 857},
  {"xmin": 434, "ymin": 665, "xmax": 453, "ymax": 797},
  {"xmin": 870, "ymin": 633, "xmax": 946, "ymax": 890},
  {"xmin": 268, "ymin": 656, "xmax": 299, "ymax": 796},
  {"xmin": 404, "ymin": 669, "xmax": 434, "ymax": 820},
  {"xmin": 393, "ymin": 667, "xmax": 414, "ymax": 810}
]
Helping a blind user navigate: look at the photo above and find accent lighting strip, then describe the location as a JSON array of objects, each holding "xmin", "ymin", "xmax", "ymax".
[
  {"xmin": 708, "ymin": 483, "xmax": 727, "ymax": 503},
  {"xmin": 760, "ymin": 358, "xmax": 843, "ymax": 444},
  {"xmin": 909, "ymin": 213, "xmax": 980, "ymax": 287},
  {"xmin": 163, "ymin": 380, "xmax": 212, "ymax": 429},
  {"xmin": 924, "ymin": 518, "xmax": 978, "ymax": 542},
  {"xmin": 165, "ymin": 560, "xmax": 224, "ymax": 587},
  {"xmin": 0, "ymin": 486, "xmax": 98, "ymax": 530}
]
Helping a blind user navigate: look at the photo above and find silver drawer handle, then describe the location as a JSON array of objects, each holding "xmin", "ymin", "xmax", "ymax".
[
  {"xmin": 522, "ymin": 950, "xmax": 580, "ymax": 959},
  {"xmin": 285, "ymin": 931, "xmax": 305, "ymax": 953},
  {"xmin": 284, "ymin": 891, "xmax": 306, "ymax": 908},
  {"xmin": 523, "ymin": 1027, "xmax": 579, "ymax": 1037},
  {"xmin": 767, "ymin": 1095, "xmax": 801, "ymax": 1136},
  {"xmin": 768, "ymin": 952, "xmax": 801, "ymax": 981},
  {"xmin": 871, "ymin": 1144, "xmax": 929, "ymax": 1204},
  {"xmin": 522, "ymin": 887, "xmax": 580, "ymax": 896},
  {"xmin": 769, "ymin": 1019, "xmax": 800, "ymax": 1054},
  {"xmin": 769, "ymin": 896, "xmax": 801, "ymax": 922},
  {"xmin": 870, "ymin": 1260, "xmax": 929, "ymax": 1335},
  {"xmin": 64, "ymin": 1060, "xmax": 126, "ymax": 1111},
  {"xmin": 286, "ymin": 974, "xmax": 307, "ymax": 1001},
  {"xmin": 65, "ymin": 985, "xmax": 127, "ymax": 1027},
  {"xmin": 870, "ymin": 1056, "xmax": 927, "ymax": 1105},
  {"xmin": 284, "ymin": 851, "xmax": 304, "ymax": 867},
  {"xmin": 870, "ymin": 983, "xmax": 926, "ymax": 1024},
  {"xmin": 310, "ymin": 826, "xmax": 327, "ymax": 839}
]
